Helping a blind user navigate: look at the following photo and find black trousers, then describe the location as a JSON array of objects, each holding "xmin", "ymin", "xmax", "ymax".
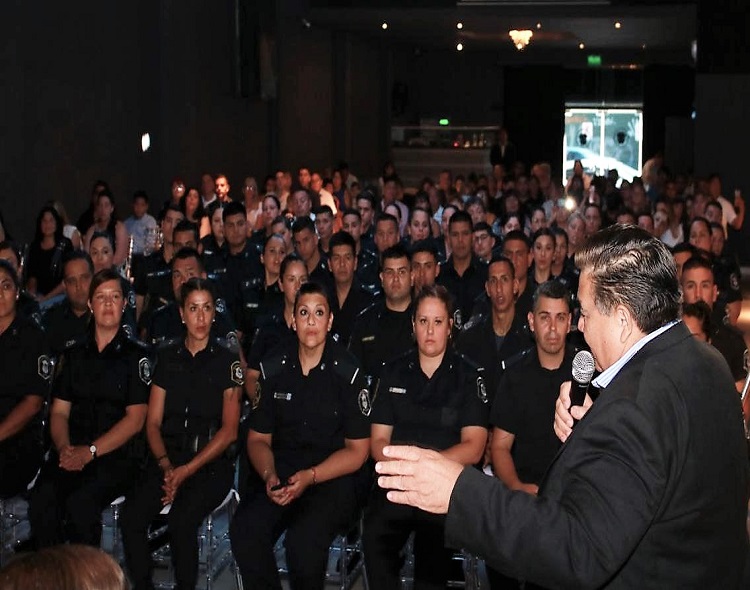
[
  {"xmin": 363, "ymin": 488, "xmax": 453, "ymax": 590},
  {"xmin": 0, "ymin": 435, "xmax": 41, "ymax": 500},
  {"xmin": 229, "ymin": 475, "xmax": 358, "ymax": 590},
  {"xmin": 28, "ymin": 451, "xmax": 136, "ymax": 547},
  {"xmin": 120, "ymin": 456, "xmax": 234, "ymax": 590}
]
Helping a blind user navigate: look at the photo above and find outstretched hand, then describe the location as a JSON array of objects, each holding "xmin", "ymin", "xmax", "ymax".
[
  {"xmin": 375, "ymin": 445, "xmax": 463, "ymax": 514},
  {"xmin": 554, "ymin": 381, "xmax": 593, "ymax": 443}
]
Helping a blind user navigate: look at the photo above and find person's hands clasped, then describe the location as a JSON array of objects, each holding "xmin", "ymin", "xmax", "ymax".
[
  {"xmin": 161, "ymin": 464, "xmax": 191, "ymax": 505},
  {"xmin": 554, "ymin": 380, "xmax": 593, "ymax": 443},
  {"xmin": 264, "ymin": 472, "xmax": 289, "ymax": 506},
  {"xmin": 59, "ymin": 445, "xmax": 93, "ymax": 471},
  {"xmin": 271, "ymin": 469, "xmax": 315, "ymax": 506},
  {"xmin": 376, "ymin": 445, "xmax": 463, "ymax": 515}
]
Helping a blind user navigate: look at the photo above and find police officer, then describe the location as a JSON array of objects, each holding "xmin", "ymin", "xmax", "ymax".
[
  {"xmin": 28, "ymin": 268, "xmax": 150, "ymax": 547},
  {"xmin": 341, "ymin": 208, "xmax": 379, "ymax": 288},
  {"xmin": 145, "ymin": 248, "xmax": 237, "ymax": 348},
  {"xmin": 328, "ymin": 231, "xmax": 377, "ymax": 345},
  {"xmin": 363, "ymin": 285, "xmax": 489, "ymax": 589},
  {"xmin": 456, "ymin": 255, "xmax": 532, "ymax": 406},
  {"xmin": 121, "ymin": 278, "xmax": 242, "ymax": 590},
  {"xmin": 229, "ymin": 282, "xmax": 370, "ymax": 590},
  {"xmin": 349, "ymin": 244, "xmax": 414, "ymax": 382},
  {"xmin": 88, "ymin": 231, "xmax": 137, "ymax": 334},
  {"xmin": 488, "ymin": 280, "xmax": 576, "ymax": 590},
  {"xmin": 42, "ymin": 251, "xmax": 94, "ymax": 356},
  {"xmin": 291, "ymin": 216, "xmax": 334, "ymax": 298},
  {"xmin": 133, "ymin": 205, "xmax": 185, "ymax": 322},
  {"xmin": 437, "ymin": 211, "xmax": 488, "ymax": 329},
  {"xmin": 0, "ymin": 259, "xmax": 49, "ymax": 500},
  {"xmin": 203, "ymin": 201, "xmax": 263, "ymax": 337}
]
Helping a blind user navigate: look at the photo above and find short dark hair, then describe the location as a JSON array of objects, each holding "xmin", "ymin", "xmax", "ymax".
[
  {"xmin": 381, "ymin": 243, "xmax": 411, "ymax": 265},
  {"xmin": 89, "ymin": 268, "xmax": 123, "ymax": 301},
  {"xmin": 90, "ymin": 231, "xmax": 114, "ymax": 249},
  {"xmin": 683, "ymin": 300, "xmax": 713, "ymax": 338},
  {"xmin": 173, "ymin": 220, "xmax": 199, "ymax": 241},
  {"xmin": 356, "ymin": 190, "xmax": 377, "ymax": 209},
  {"xmin": 63, "ymin": 251, "xmax": 94, "ymax": 277},
  {"xmin": 294, "ymin": 281, "xmax": 331, "ymax": 313},
  {"xmin": 409, "ymin": 239, "xmax": 439, "ymax": 260},
  {"xmin": 342, "ymin": 208, "xmax": 361, "ymax": 221},
  {"xmin": 488, "ymin": 254, "xmax": 515, "ymax": 279},
  {"xmin": 280, "ymin": 252, "xmax": 306, "ymax": 278},
  {"xmin": 170, "ymin": 247, "xmax": 205, "ymax": 273},
  {"xmin": 531, "ymin": 227, "xmax": 555, "ymax": 246},
  {"xmin": 0, "ymin": 259, "xmax": 20, "ymax": 290},
  {"xmin": 0, "ymin": 241, "xmax": 20, "ymax": 266},
  {"xmin": 375, "ymin": 213, "xmax": 399, "ymax": 231},
  {"xmin": 689, "ymin": 216, "xmax": 711, "ymax": 235},
  {"xmin": 292, "ymin": 216, "xmax": 316, "ymax": 235},
  {"xmin": 575, "ymin": 224, "xmax": 680, "ymax": 332},
  {"xmin": 533, "ymin": 279, "xmax": 572, "ymax": 312},
  {"xmin": 271, "ymin": 215, "xmax": 293, "ymax": 231},
  {"xmin": 671, "ymin": 242, "xmax": 699, "ymax": 258},
  {"xmin": 449, "ymin": 210, "xmax": 473, "ymax": 231},
  {"xmin": 503, "ymin": 230, "xmax": 530, "ymax": 249},
  {"xmin": 681, "ymin": 255, "xmax": 713, "ymax": 279},
  {"xmin": 132, "ymin": 190, "xmax": 149, "ymax": 203},
  {"xmin": 180, "ymin": 277, "xmax": 216, "ymax": 308},
  {"xmin": 313, "ymin": 205, "xmax": 333, "ymax": 218},
  {"xmin": 329, "ymin": 231, "xmax": 356, "ymax": 255},
  {"xmin": 223, "ymin": 201, "xmax": 246, "ymax": 222}
]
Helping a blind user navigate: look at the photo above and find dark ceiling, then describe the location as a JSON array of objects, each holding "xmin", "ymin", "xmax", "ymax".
[{"xmin": 305, "ymin": 1, "xmax": 697, "ymax": 67}]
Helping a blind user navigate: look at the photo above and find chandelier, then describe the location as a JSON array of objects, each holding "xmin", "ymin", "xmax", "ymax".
[{"xmin": 509, "ymin": 29, "xmax": 533, "ymax": 51}]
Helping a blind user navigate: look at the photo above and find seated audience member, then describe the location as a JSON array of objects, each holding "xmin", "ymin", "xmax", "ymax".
[
  {"xmin": 364, "ymin": 285, "xmax": 488, "ymax": 590},
  {"xmin": 26, "ymin": 205, "xmax": 73, "ymax": 302},
  {"xmin": 229, "ymin": 282, "xmax": 370, "ymax": 590},
  {"xmin": 28, "ymin": 269, "xmax": 149, "ymax": 547},
  {"xmin": 124, "ymin": 190, "xmax": 158, "ymax": 256},
  {"xmin": 472, "ymin": 222, "xmax": 497, "ymax": 264},
  {"xmin": 83, "ymin": 190, "xmax": 129, "ymax": 268},
  {"xmin": 488, "ymin": 280, "xmax": 576, "ymax": 589},
  {"xmin": 0, "ymin": 259, "xmax": 48, "ymax": 501},
  {"xmin": 682, "ymin": 300, "xmax": 713, "ymax": 343},
  {"xmin": 121, "ymin": 278, "xmax": 242, "ymax": 590}
]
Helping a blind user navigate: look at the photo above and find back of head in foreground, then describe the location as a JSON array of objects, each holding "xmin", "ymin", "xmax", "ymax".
[{"xmin": 0, "ymin": 544, "xmax": 128, "ymax": 590}]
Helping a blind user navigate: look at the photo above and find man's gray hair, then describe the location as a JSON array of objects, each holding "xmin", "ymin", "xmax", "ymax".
[{"xmin": 575, "ymin": 224, "xmax": 681, "ymax": 333}]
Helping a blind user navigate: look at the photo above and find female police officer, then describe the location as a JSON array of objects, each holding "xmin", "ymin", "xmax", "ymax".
[
  {"xmin": 229, "ymin": 281, "xmax": 370, "ymax": 590},
  {"xmin": 121, "ymin": 278, "xmax": 242, "ymax": 590},
  {"xmin": 363, "ymin": 284, "xmax": 489, "ymax": 589},
  {"xmin": 28, "ymin": 268, "xmax": 150, "ymax": 547},
  {"xmin": 0, "ymin": 259, "xmax": 48, "ymax": 500}
]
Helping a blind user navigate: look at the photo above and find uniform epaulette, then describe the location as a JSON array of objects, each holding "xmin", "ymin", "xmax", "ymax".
[
  {"xmin": 360, "ymin": 283, "xmax": 381, "ymax": 297},
  {"xmin": 155, "ymin": 336, "xmax": 181, "ymax": 350},
  {"xmin": 501, "ymin": 347, "xmax": 533, "ymax": 371},
  {"xmin": 355, "ymin": 300, "xmax": 382, "ymax": 321},
  {"xmin": 460, "ymin": 312, "xmax": 486, "ymax": 332},
  {"xmin": 331, "ymin": 348, "xmax": 362, "ymax": 385},
  {"xmin": 456, "ymin": 351, "xmax": 482, "ymax": 372},
  {"xmin": 259, "ymin": 351, "xmax": 290, "ymax": 381}
]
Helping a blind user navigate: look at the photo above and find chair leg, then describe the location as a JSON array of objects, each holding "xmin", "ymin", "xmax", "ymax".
[{"xmin": 205, "ymin": 513, "xmax": 214, "ymax": 590}]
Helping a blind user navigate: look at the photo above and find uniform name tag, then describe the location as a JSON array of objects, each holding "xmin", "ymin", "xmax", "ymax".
[
  {"xmin": 362, "ymin": 335, "xmax": 375, "ymax": 342},
  {"xmin": 388, "ymin": 386, "xmax": 406, "ymax": 394},
  {"xmin": 274, "ymin": 392, "xmax": 292, "ymax": 401}
]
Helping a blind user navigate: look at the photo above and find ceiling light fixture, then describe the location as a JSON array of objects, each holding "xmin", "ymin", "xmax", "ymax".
[
  {"xmin": 456, "ymin": 42, "xmax": 464, "ymax": 51},
  {"xmin": 579, "ymin": 42, "xmax": 585, "ymax": 49},
  {"xmin": 536, "ymin": 22, "xmax": 542, "ymax": 30},
  {"xmin": 509, "ymin": 29, "xmax": 533, "ymax": 50},
  {"xmin": 457, "ymin": 22, "xmax": 463, "ymax": 30},
  {"xmin": 381, "ymin": 22, "xmax": 388, "ymax": 30},
  {"xmin": 614, "ymin": 21, "xmax": 621, "ymax": 29}
]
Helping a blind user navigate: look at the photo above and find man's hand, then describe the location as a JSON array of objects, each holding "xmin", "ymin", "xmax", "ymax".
[
  {"xmin": 554, "ymin": 381, "xmax": 593, "ymax": 443},
  {"xmin": 59, "ymin": 445, "xmax": 93, "ymax": 471},
  {"xmin": 375, "ymin": 445, "xmax": 463, "ymax": 514}
]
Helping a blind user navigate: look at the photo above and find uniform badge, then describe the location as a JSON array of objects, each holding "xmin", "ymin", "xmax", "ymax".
[
  {"xmin": 731, "ymin": 272, "xmax": 740, "ymax": 291},
  {"xmin": 358, "ymin": 388, "xmax": 372, "ymax": 416},
  {"xmin": 122, "ymin": 324, "xmax": 134, "ymax": 338},
  {"xmin": 216, "ymin": 298, "xmax": 227, "ymax": 315},
  {"xmin": 139, "ymin": 357, "xmax": 152, "ymax": 385},
  {"xmin": 127, "ymin": 290, "xmax": 136, "ymax": 309},
  {"xmin": 453, "ymin": 309, "xmax": 463, "ymax": 329},
  {"xmin": 476, "ymin": 375, "xmax": 488, "ymax": 404},
  {"xmin": 231, "ymin": 361, "xmax": 245, "ymax": 386},
  {"xmin": 38, "ymin": 355, "xmax": 53, "ymax": 381},
  {"xmin": 226, "ymin": 331, "xmax": 239, "ymax": 352}
]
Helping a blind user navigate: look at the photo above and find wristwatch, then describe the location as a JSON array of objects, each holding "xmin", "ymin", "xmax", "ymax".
[{"xmin": 89, "ymin": 444, "xmax": 98, "ymax": 460}]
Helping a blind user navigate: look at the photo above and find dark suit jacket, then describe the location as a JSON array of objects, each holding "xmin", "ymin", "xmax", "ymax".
[{"xmin": 445, "ymin": 322, "xmax": 749, "ymax": 589}]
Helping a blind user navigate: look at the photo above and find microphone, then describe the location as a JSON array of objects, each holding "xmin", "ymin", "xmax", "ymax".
[{"xmin": 571, "ymin": 350, "xmax": 596, "ymax": 418}]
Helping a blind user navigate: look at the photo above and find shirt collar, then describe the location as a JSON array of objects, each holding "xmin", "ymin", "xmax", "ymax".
[{"xmin": 592, "ymin": 320, "xmax": 680, "ymax": 389}]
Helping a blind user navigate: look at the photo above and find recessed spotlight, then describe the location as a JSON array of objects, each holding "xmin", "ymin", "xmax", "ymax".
[
  {"xmin": 456, "ymin": 42, "xmax": 464, "ymax": 51},
  {"xmin": 536, "ymin": 22, "xmax": 542, "ymax": 30},
  {"xmin": 381, "ymin": 22, "xmax": 388, "ymax": 30},
  {"xmin": 141, "ymin": 133, "xmax": 151, "ymax": 152},
  {"xmin": 456, "ymin": 22, "xmax": 463, "ymax": 30},
  {"xmin": 614, "ymin": 21, "xmax": 622, "ymax": 29},
  {"xmin": 579, "ymin": 42, "xmax": 585, "ymax": 49},
  {"xmin": 642, "ymin": 43, "xmax": 647, "ymax": 49}
]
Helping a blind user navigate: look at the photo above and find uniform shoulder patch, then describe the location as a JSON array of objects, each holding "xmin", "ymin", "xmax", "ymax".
[
  {"xmin": 476, "ymin": 373, "xmax": 489, "ymax": 404},
  {"xmin": 127, "ymin": 290, "xmax": 137, "ymax": 309},
  {"xmin": 38, "ymin": 354, "xmax": 53, "ymax": 381},
  {"xmin": 231, "ymin": 360, "xmax": 245, "ymax": 386},
  {"xmin": 358, "ymin": 387, "xmax": 372, "ymax": 416},
  {"xmin": 138, "ymin": 357, "xmax": 153, "ymax": 385},
  {"xmin": 215, "ymin": 298, "xmax": 227, "ymax": 315}
]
